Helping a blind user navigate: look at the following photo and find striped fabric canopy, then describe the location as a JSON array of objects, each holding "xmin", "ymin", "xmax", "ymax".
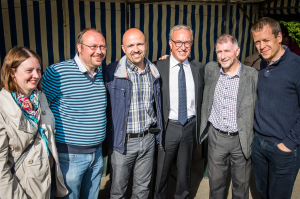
[
  {"xmin": 265, "ymin": 0, "xmax": 300, "ymax": 15},
  {"xmin": 1, "ymin": 0, "xmax": 260, "ymax": 70},
  {"xmin": 0, "ymin": 0, "xmax": 126, "ymax": 71},
  {"xmin": 129, "ymin": 3, "xmax": 257, "ymax": 64}
]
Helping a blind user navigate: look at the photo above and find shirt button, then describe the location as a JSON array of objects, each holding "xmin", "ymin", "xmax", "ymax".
[
  {"xmin": 29, "ymin": 139, "xmax": 34, "ymax": 144},
  {"xmin": 14, "ymin": 146, "xmax": 19, "ymax": 152},
  {"xmin": 42, "ymin": 111, "xmax": 46, "ymax": 115},
  {"xmin": 267, "ymin": 70, "xmax": 269, "ymax": 73},
  {"xmin": 28, "ymin": 160, "xmax": 33, "ymax": 164}
]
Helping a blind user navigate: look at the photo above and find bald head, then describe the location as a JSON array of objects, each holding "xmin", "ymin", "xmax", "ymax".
[
  {"xmin": 122, "ymin": 28, "xmax": 147, "ymax": 69},
  {"xmin": 122, "ymin": 28, "xmax": 146, "ymax": 45}
]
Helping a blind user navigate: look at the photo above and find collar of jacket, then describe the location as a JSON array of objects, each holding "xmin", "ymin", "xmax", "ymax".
[
  {"xmin": 0, "ymin": 89, "xmax": 39, "ymax": 134},
  {"xmin": 114, "ymin": 55, "xmax": 160, "ymax": 79}
]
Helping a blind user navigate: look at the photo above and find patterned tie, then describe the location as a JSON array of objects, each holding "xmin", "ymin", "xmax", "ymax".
[{"xmin": 178, "ymin": 63, "xmax": 187, "ymax": 126}]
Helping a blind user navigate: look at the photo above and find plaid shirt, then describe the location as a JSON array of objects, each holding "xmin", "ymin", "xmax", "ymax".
[
  {"xmin": 126, "ymin": 59, "xmax": 157, "ymax": 134},
  {"xmin": 208, "ymin": 64, "xmax": 241, "ymax": 132}
]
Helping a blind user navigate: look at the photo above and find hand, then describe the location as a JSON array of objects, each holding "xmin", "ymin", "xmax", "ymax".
[
  {"xmin": 158, "ymin": 55, "xmax": 169, "ymax": 60},
  {"xmin": 277, "ymin": 143, "xmax": 292, "ymax": 152}
]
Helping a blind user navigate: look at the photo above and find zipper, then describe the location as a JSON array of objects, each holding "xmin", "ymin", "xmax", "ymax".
[{"xmin": 122, "ymin": 78, "xmax": 131, "ymax": 153}]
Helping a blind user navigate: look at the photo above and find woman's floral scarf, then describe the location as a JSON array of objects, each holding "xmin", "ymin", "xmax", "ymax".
[
  {"xmin": 11, "ymin": 89, "xmax": 40, "ymax": 124},
  {"xmin": 11, "ymin": 89, "xmax": 49, "ymax": 156}
]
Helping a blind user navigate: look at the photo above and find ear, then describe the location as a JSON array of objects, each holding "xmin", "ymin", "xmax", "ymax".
[
  {"xmin": 121, "ymin": 45, "xmax": 125, "ymax": 54},
  {"xmin": 277, "ymin": 32, "xmax": 283, "ymax": 43},
  {"xmin": 10, "ymin": 68, "xmax": 15, "ymax": 77},
  {"xmin": 236, "ymin": 47, "xmax": 241, "ymax": 57},
  {"xmin": 169, "ymin": 40, "xmax": 173, "ymax": 50},
  {"xmin": 77, "ymin": 43, "xmax": 82, "ymax": 54}
]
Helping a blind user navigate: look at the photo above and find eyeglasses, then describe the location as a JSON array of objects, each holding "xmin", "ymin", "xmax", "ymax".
[
  {"xmin": 171, "ymin": 40, "xmax": 193, "ymax": 48},
  {"xmin": 81, "ymin": 43, "xmax": 107, "ymax": 51}
]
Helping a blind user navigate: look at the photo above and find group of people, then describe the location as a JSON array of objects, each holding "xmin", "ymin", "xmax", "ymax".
[{"xmin": 0, "ymin": 16, "xmax": 299, "ymax": 199}]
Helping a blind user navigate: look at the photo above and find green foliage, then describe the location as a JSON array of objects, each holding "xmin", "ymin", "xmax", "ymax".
[{"xmin": 280, "ymin": 21, "xmax": 300, "ymax": 45}]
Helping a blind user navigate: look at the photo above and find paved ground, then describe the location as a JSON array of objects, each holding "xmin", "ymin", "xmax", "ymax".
[{"xmin": 99, "ymin": 145, "xmax": 300, "ymax": 198}]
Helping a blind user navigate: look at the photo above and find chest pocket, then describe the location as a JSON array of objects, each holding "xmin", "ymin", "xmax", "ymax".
[{"xmin": 107, "ymin": 85, "xmax": 126, "ymax": 110}]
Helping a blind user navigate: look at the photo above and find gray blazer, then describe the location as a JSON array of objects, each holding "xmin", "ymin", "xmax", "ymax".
[
  {"xmin": 199, "ymin": 61, "xmax": 258, "ymax": 159},
  {"xmin": 155, "ymin": 57, "xmax": 205, "ymax": 146}
]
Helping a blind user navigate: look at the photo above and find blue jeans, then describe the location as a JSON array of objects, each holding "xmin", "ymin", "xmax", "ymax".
[
  {"xmin": 252, "ymin": 133, "xmax": 300, "ymax": 199},
  {"xmin": 109, "ymin": 133, "xmax": 155, "ymax": 199},
  {"xmin": 57, "ymin": 147, "xmax": 103, "ymax": 199}
]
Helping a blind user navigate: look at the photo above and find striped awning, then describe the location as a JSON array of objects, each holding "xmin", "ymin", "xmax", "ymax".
[
  {"xmin": 265, "ymin": 0, "xmax": 300, "ymax": 15},
  {"xmin": 0, "ymin": 0, "xmax": 126, "ymax": 71}
]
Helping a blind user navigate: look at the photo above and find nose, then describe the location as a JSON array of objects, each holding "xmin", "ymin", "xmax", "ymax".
[
  {"xmin": 260, "ymin": 41, "xmax": 266, "ymax": 50},
  {"xmin": 33, "ymin": 69, "xmax": 41, "ymax": 79},
  {"xmin": 220, "ymin": 52, "xmax": 226, "ymax": 60},
  {"xmin": 133, "ymin": 45, "xmax": 139, "ymax": 52},
  {"xmin": 180, "ymin": 43, "xmax": 187, "ymax": 50},
  {"xmin": 95, "ymin": 46, "xmax": 102, "ymax": 53}
]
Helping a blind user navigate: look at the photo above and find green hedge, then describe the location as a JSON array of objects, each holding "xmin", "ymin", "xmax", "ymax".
[{"xmin": 280, "ymin": 21, "xmax": 300, "ymax": 45}]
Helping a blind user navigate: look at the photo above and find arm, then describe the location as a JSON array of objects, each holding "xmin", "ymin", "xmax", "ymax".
[
  {"xmin": 281, "ymin": 69, "xmax": 300, "ymax": 151},
  {"xmin": 42, "ymin": 66, "xmax": 60, "ymax": 104},
  {"xmin": 0, "ymin": 114, "xmax": 27, "ymax": 198}
]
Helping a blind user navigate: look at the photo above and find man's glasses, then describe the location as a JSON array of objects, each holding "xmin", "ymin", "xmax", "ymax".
[
  {"xmin": 81, "ymin": 43, "xmax": 107, "ymax": 51},
  {"xmin": 171, "ymin": 40, "xmax": 193, "ymax": 48}
]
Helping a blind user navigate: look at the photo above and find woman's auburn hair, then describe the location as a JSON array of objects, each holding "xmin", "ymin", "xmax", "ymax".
[{"xmin": 1, "ymin": 46, "xmax": 42, "ymax": 93}]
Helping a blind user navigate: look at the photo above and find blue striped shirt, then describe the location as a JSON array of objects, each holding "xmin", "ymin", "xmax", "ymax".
[{"xmin": 42, "ymin": 58, "xmax": 107, "ymax": 153}]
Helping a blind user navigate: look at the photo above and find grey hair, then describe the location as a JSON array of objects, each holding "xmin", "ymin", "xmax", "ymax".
[
  {"xmin": 169, "ymin": 24, "xmax": 194, "ymax": 41},
  {"xmin": 215, "ymin": 34, "xmax": 239, "ymax": 50}
]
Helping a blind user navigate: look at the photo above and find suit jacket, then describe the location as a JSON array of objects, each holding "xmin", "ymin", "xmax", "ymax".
[
  {"xmin": 155, "ymin": 57, "xmax": 205, "ymax": 147},
  {"xmin": 199, "ymin": 61, "xmax": 258, "ymax": 159}
]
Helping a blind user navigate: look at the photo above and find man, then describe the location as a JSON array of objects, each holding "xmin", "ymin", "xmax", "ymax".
[
  {"xmin": 42, "ymin": 28, "xmax": 107, "ymax": 199},
  {"xmin": 103, "ymin": 28, "xmax": 163, "ymax": 199},
  {"xmin": 199, "ymin": 34, "xmax": 258, "ymax": 199},
  {"xmin": 251, "ymin": 17, "xmax": 300, "ymax": 199},
  {"xmin": 280, "ymin": 23, "xmax": 300, "ymax": 56},
  {"xmin": 154, "ymin": 25, "xmax": 205, "ymax": 199}
]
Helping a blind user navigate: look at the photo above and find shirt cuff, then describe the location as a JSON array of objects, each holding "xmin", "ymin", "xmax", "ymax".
[{"xmin": 282, "ymin": 137, "xmax": 297, "ymax": 150}]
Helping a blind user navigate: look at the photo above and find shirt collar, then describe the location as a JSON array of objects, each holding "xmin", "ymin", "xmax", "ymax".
[
  {"xmin": 126, "ymin": 58, "xmax": 150, "ymax": 74},
  {"xmin": 220, "ymin": 61, "xmax": 241, "ymax": 78},
  {"xmin": 261, "ymin": 45, "xmax": 287, "ymax": 66},
  {"xmin": 170, "ymin": 54, "xmax": 189, "ymax": 68},
  {"xmin": 74, "ymin": 53, "xmax": 101, "ymax": 76}
]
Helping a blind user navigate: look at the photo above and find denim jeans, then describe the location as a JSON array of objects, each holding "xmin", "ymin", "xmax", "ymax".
[
  {"xmin": 252, "ymin": 133, "xmax": 300, "ymax": 199},
  {"xmin": 109, "ymin": 133, "xmax": 155, "ymax": 199},
  {"xmin": 57, "ymin": 146, "xmax": 103, "ymax": 199}
]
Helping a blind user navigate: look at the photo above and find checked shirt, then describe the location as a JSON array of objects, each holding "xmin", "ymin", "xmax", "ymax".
[
  {"xmin": 208, "ymin": 65, "xmax": 241, "ymax": 132},
  {"xmin": 126, "ymin": 59, "xmax": 157, "ymax": 134}
]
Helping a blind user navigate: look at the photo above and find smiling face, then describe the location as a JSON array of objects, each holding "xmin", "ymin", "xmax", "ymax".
[
  {"xmin": 216, "ymin": 41, "xmax": 240, "ymax": 71},
  {"xmin": 169, "ymin": 28, "xmax": 193, "ymax": 63},
  {"xmin": 252, "ymin": 25, "xmax": 283, "ymax": 63},
  {"xmin": 122, "ymin": 28, "xmax": 147, "ymax": 68},
  {"xmin": 77, "ymin": 30, "xmax": 106, "ymax": 70},
  {"xmin": 13, "ymin": 57, "xmax": 41, "ymax": 97}
]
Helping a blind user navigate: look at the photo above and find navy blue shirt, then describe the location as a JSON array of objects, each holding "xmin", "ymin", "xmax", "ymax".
[{"xmin": 254, "ymin": 47, "xmax": 300, "ymax": 150}]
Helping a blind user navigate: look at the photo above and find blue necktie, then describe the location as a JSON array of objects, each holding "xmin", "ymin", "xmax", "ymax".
[{"xmin": 178, "ymin": 63, "xmax": 187, "ymax": 126}]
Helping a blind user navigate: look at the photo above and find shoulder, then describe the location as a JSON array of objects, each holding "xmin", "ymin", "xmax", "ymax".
[
  {"xmin": 48, "ymin": 59, "xmax": 75, "ymax": 71},
  {"xmin": 241, "ymin": 63, "xmax": 258, "ymax": 75},
  {"xmin": 205, "ymin": 61, "xmax": 219, "ymax": 72},
  {"xmin": 188, "ymin": 58, "xmax": 204, "ymax": 67},
  {"xmin": 103, "ymin": 61, "xmax": 119, "ymax": 75},
  {"xmin": 44, "ymin": 59, "xmax": 76, "ymax": 77}
]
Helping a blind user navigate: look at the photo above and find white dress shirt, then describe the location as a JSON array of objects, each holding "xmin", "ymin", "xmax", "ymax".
[{"xmin": 169, "ymin": 54, "xmax": 196, "ymax": 120}]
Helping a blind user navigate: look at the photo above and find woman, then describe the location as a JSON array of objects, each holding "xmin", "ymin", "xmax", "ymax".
[{"xmin": 0, "ymin": 47, "xmax": 68, "ymax": 198}]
